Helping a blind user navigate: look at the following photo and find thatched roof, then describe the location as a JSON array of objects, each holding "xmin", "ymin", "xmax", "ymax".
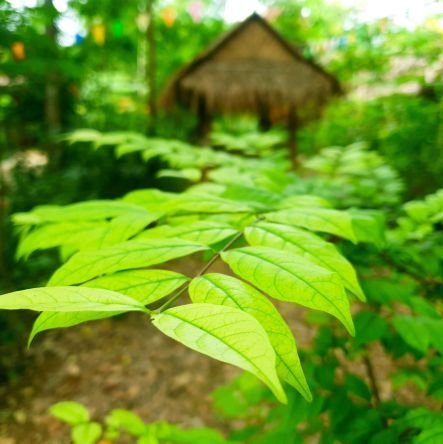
[{"xmin": 161, "ymin": 13, "xmax": 341, "ymax": 121}]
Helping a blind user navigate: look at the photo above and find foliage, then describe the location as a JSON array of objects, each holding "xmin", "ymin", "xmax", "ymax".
[
  {"xmin": 1, "ymin": 129, "xmax": 442, "ymax": 441},
  {"xmin": 300, "ymin": 141, "xmax": 404, "ymax": 208},
  {"xmin": 1, "ymin": 170, "xmax": 383, "ymax": 402},
  {"xmin": 50, "ymin": 401, "xmax": 231, "ymax": 444},
  {"xmin": 299, "ymin": 94, "xmax": 443, "ymax": 197}
]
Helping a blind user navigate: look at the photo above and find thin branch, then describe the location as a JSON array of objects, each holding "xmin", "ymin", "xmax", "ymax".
[
  {"xmin": 363, "ymin": 352, "xmax": 381, "ymax": 407},
  {"xmin": 155, "ymin": 216, "xmax": 264, "ymax": 313}
]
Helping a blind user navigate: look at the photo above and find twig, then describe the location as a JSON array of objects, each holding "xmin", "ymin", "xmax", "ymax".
[
  {"xmin": 363, "ymin": 352, "xmax": 381, "ymax": 407},
  {"xmin": 155, "ymin": 216, "xmax": 264, "ymax": 313}
]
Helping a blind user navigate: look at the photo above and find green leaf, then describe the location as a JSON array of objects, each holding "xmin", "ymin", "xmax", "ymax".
[
  {"xmin": 414, "ymin": 427, "xmax": 443, "ymax": 444},
  {"xmin": 221, "ymin": 247, "xmax": 354, "ymax": 335},
  {"xmin": 29, "ymin": 311, "xmax": 123, "ymax": 345},
  {"xmin": 400, "ymin": 408, "xmax": 443, "ymax": 430},
  {"xmin": 152, "ymin": 303, "xmax": 287, "ymax": 403},
  {"xmin": 344, "ymin": 374, "xmax": 371, "ymax": 401},
  {"xmin": 245, "ymin": 222, "xmax": 365, "ymax": 300},
  {"xmin": 265, "ymin": 208, "xmax": 357, "ymax": 242},
  {"xmin": 354, "ymin": 311, "xmax": 388, "ymax": 348},
  {"xmin": 107, "ymin": 409, "xmax": 147, "ymax": 436},
  {"xmin": 221, "ymin": 185, "xmax": 281, "ymax": 210},
  {"xmin": 189, "ymin": 273, "xmax": 311, "ymax": 401},
  {"xmin": 71, "ymin": 422, "xmax": 102, "ymax": 444},
  {"xmin": 17, "ymin": 213, "xmax": 158, "ymax": 259},
  {"xmin": 136, "ymin": 221, "xmax": 237, "ymax": 246},
  {"xmin": 29, "ymin": 270, "xmax": 187, "ymax": 344},
  {"xmin": 350, "ymin": 211, "xmax": 385, "ymax": 245},
  {"xmin": 425, "ymin": 319, "xmax": 443, "ymax": 354},
  {"xmin": 156, "ymin": 423, "xmax": 229, "ymax": 444},
  {"xmin": 49, "ymin": 401, "xmax": 90, "ymax": 425},
  {"xmin": 157, "ymin": 168, "xmax": 202, "ymax": 182},
  {"xmin": 86, "ymin": 213, "xmax": 159, "ymax": 250},
  {"xmin": 84, "ymin": 269, "xmax": 188, "ymax": 304},
  {"xmin": 393, "ymin": 316, "xmax": 430, "ymax": 353},
  {"xmin": 0, "ymin": 286, "xmax": 147, "ymax": 312},
  {"xmin": 123, "ymin": 189, "xmax": 176, "ymax": 213},
  {"xmin": 48, "ymin": 239, "xmax": 208, "ymax": 286},
  {"xmin": 164, "ymin": 193, "xmax": 252, "ymax": 215},
  {"xmin": 16, "ymin": 222, "xmax": 107, "ymax": 259},
  {"xmin": 29, "ymin": 200, "xmax": 150, "ymax": 224},
  {"xmin": 279, "ymin": 195, "xmax": 332, "ymax": 209}
]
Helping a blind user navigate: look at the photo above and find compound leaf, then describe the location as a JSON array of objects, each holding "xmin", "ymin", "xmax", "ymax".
[
  {"xmin": 29, "ymin": 270, "xmax": 188, "ymax": 345},
  {"xmin": 189, "ymin": 273, "xmax": 311, "ymax": 401}
]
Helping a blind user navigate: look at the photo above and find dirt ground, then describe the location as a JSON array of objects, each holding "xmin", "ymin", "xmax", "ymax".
[
  {"xmin": 0, "ymin": 259, "xmax": 433, "ymax": 444},
  {"xmin": 0, "ymin": 304, "xmax": 315, "ymax": 444}
]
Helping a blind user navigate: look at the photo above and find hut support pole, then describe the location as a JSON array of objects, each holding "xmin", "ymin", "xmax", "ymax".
[
  {"xmin": 197, "ymin": 98, "xmax": 212, "ymax": 144},
  {"xmin": 288, "ymin": 108, "xmax": 298, "ymax": 169},
  {"xmin": 258, "ymin": 103, "xmax": 272, "ymax": 132}
]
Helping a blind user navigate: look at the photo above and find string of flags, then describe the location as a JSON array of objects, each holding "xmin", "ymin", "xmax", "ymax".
[
  {"xmin": 8, "ymin": 7, "xmax": 443, "ymax": 60},
  {"xmin": 71, "ymin": 1, "xmax": 207, "ymax": 46}
]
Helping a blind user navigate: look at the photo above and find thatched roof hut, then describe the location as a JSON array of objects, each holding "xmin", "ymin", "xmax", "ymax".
[{"xmin": 161, "ymin": 13, "xmax": 341, "ymax": 162}]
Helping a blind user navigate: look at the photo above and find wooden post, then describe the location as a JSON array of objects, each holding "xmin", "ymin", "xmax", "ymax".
[
  {"xmin": 146, "ymin": 0, "xmax": 157, "ymax": 135},
  {"xmin": 196, "ymin": 96, "xmax": 212, "ymax": 144},
  {"xmin": 288, "ymin": 107, "xmax": 298, "ymax": 170},
  {"xmin": 258, "ymin": 104, "xmax": 272, "ymax": 132}
]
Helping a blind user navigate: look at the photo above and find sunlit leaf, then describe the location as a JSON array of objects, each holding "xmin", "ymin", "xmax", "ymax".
[
  {"xmin": 48, "ymin": 239, "xmax": 208, "ymax": 286},
  {"xmin": 86, "ymin": 213, "xmax": 158, "ymax": 250},
  {"xmin": 29, "ymin": 270, "xmax": 188, "ymax": 344},
  {"xmin": 16, "ymin": 222, "xmax": 107, "ymax": 259},
  {"xmin": 49, "ymin": 401, "xmax": 90, "ymax": 425},
  {"xmin": 152, "ymin": 303, "xmax": 287, "ymax": 403},
  {"xmin": 222, "ymin": 247, "xmax": 354, "ymax": 335},
  {"xmin": 84, "ymin": 269, "xmax": 188, "ymax": 304},
  {"xmin": 245, "ymin": 222, "xmax": 365, "ymax": 300},
  {"xmin": 265, "ymin": 207, "xmax": 357, "ymax": 242},
  {"xmin": 29, "ymin": 200, "xmax": 150, "ymax": 224},
  {"xmin": 71, "ymin": 423, "xmax": 102, "ymax": 444},
  {"xmin": 136, "ymin": 221, "xmax": 237, "ymax": 246},
  {"xmin": 0, "ymin": 286, "xmax": 147, "ymax": 312},
  {"xmin": 29, "ymin": 311, "xmax": 122, "ymax": 346},
  {"xmin": 164, "ymin": 193, "xmax": 253, "ymax": 215},
  {"xmin": 189, "ymin": 273, "xmax": 311, "ymax": 401}
]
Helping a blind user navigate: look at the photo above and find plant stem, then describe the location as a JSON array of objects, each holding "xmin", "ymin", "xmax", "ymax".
[
  {"xmin": 363, "ymin": 352, "xmax": 381, "ymax": 407},
  {"xmin": 155, "ymin": 217, "xmax": 264, "ymax": 313},
  {"xmin": 155, "ymin": 229, "xmax": 245, "ymax": 313}
]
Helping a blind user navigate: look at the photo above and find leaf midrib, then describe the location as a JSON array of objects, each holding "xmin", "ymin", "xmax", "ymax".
[
  {"xmin": 198, "ymin": 276, "xmax": 311, "ymax": 400},
  {"xmin": 159, "ymin": 310, "xmax": 275, "ymax": 387},
  {"xmin": 230, "ymin": 249, "xmax": 347, "ymax": 326}
]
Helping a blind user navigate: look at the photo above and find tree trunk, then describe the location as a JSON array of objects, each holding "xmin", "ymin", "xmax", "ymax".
[
  {"xmin": 45, "ymin": 0, "xmax": 61, "ymax": 167},
  {"xmin": 146, "ymin": 0, "xmax": 157, "ymax": 135}
]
